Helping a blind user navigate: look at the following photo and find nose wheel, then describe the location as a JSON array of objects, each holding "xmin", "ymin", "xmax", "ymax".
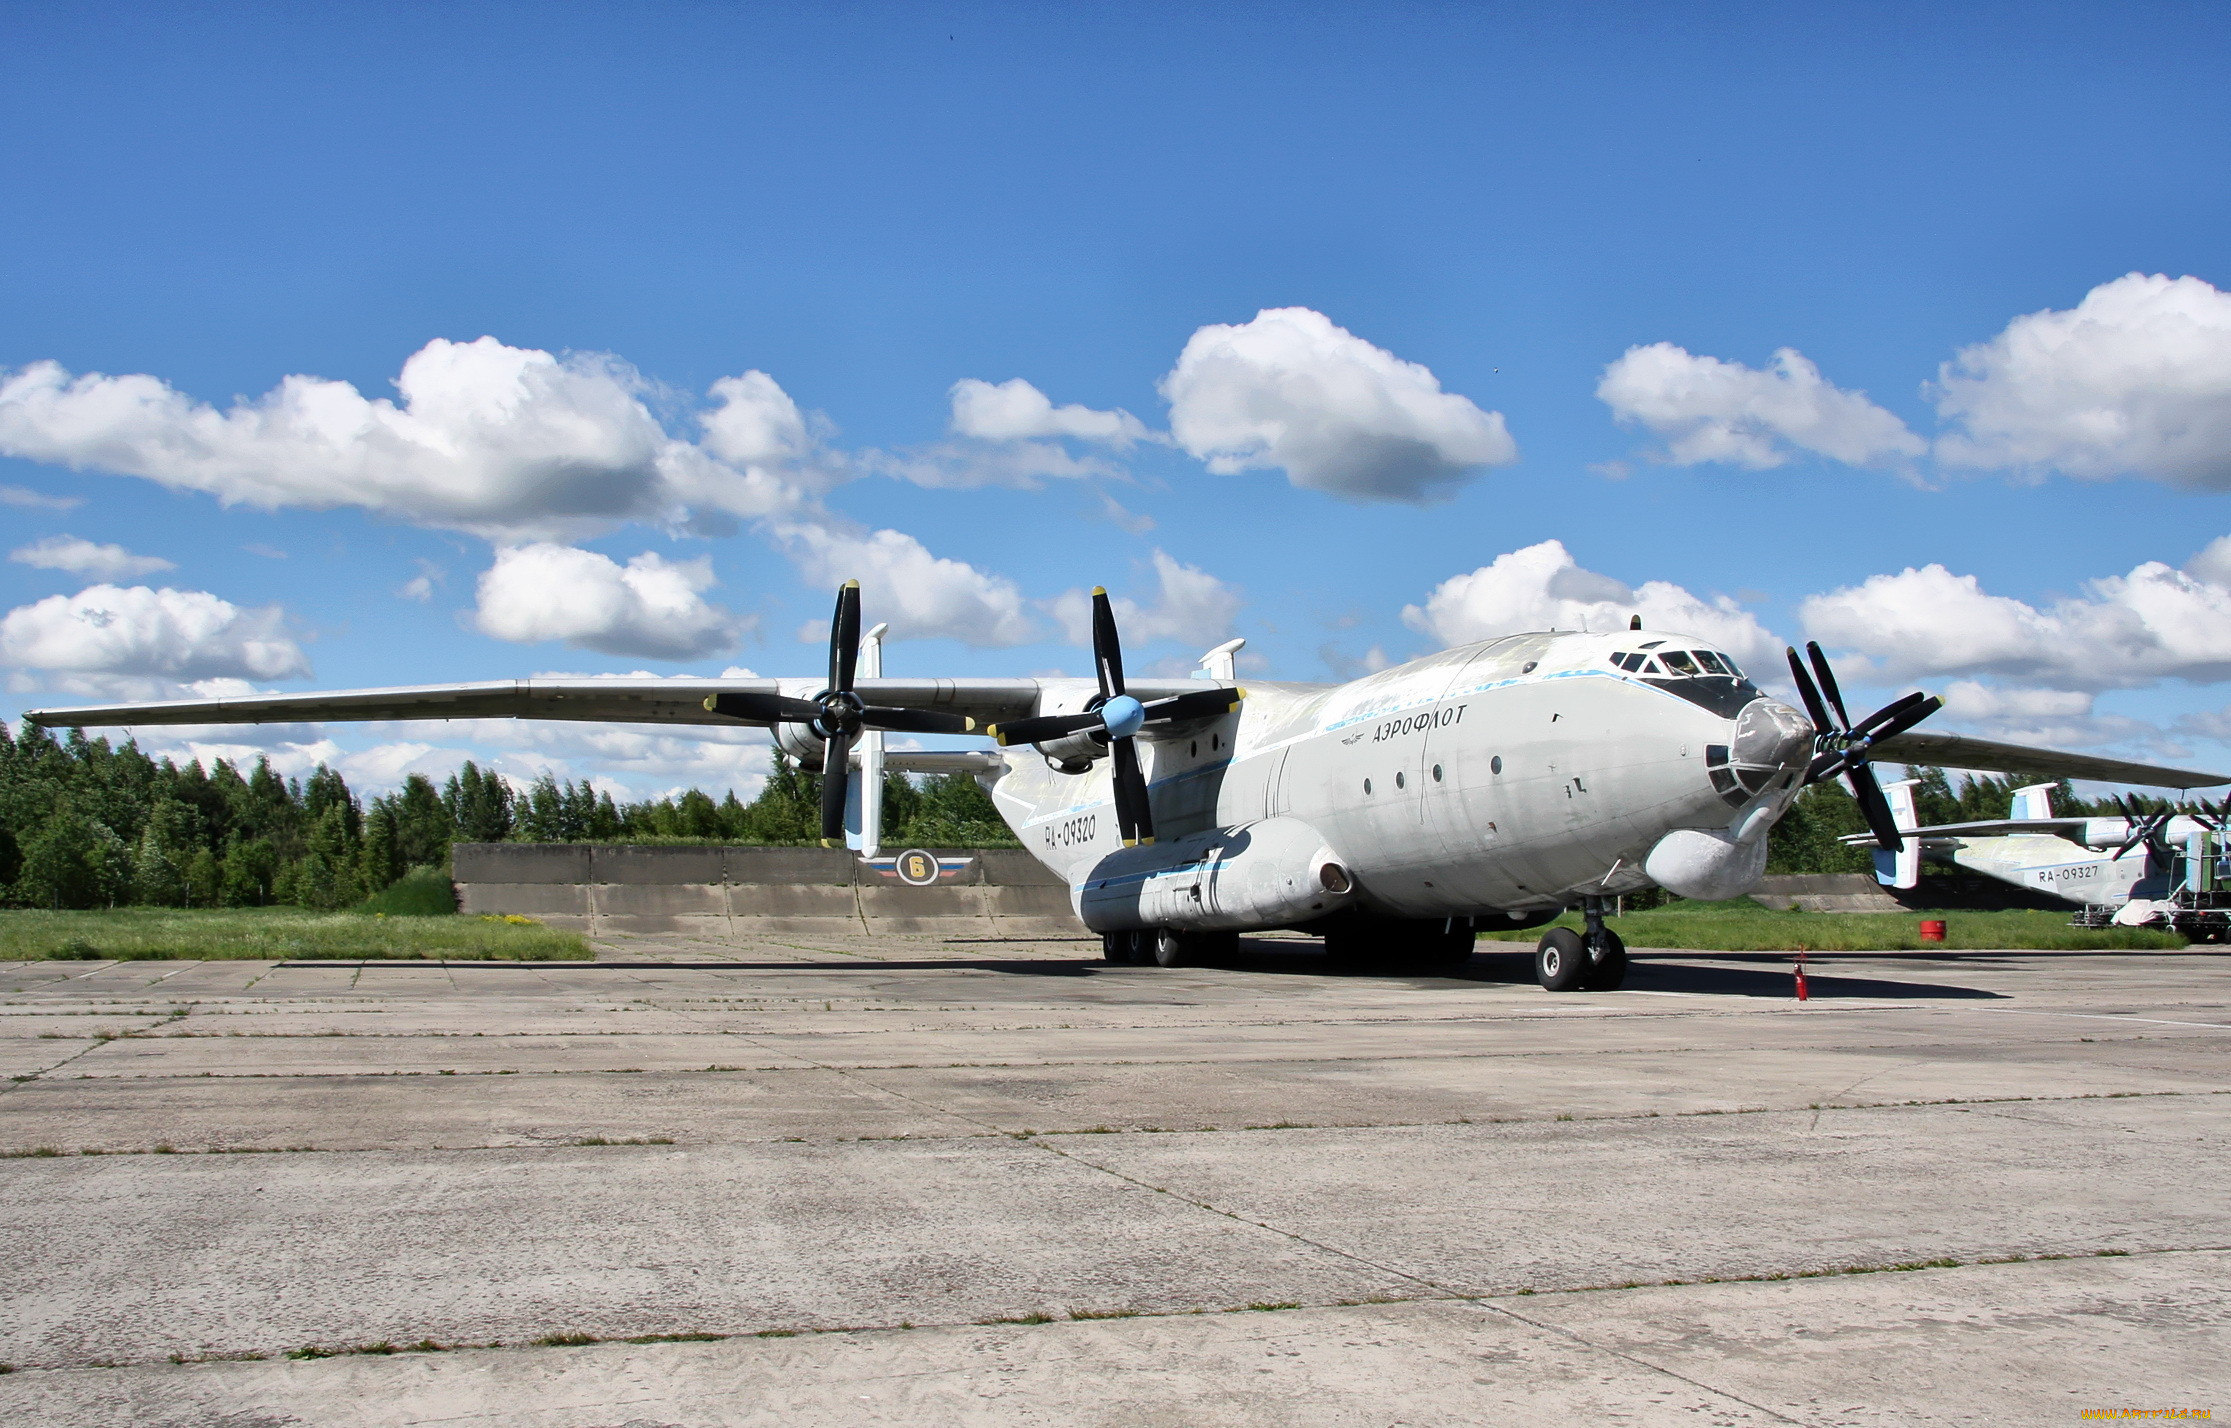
[{"xmin": 1535, "ymin": 898, "xmax": 1628, "ymax": 991}]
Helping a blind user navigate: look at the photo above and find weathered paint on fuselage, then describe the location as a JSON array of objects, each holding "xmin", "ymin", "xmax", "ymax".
[
  {"xmin": 989, "ymin": 629, "xmax": 1810, "ymax": 924},
  {"xmin": 1939, "ymin": 835, "xmax": 2159, "ymax": 907}
]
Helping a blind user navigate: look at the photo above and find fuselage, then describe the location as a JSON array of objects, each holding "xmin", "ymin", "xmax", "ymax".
[{"xmin": 989, "ymin": 629, "xmax": 1815, "ymax": 930}]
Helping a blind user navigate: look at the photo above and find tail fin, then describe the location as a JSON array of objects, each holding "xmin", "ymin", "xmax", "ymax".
[
  {"xmin": 1873, "ymin": 778, "xmax": 1921, "ymax": 889},
  {"xmin": 2011, "ymin": 782, "xmax": 2056, "ymax": 821}
]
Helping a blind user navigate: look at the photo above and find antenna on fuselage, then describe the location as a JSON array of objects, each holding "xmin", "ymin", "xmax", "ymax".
[{"xmin": 1630, "ymin": 615, "xmax": 1642, "ymax": 630}]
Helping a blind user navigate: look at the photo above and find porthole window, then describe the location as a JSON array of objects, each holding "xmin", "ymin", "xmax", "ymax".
[
  {"xmin": 1363, "ymin": 778, "xmax": 1373, "ymax": 795},
  {"xmin": 1211, "ymin": 733, "xmax": 1220, "ymax": 750},
  {"xmin": 1521, "ymin": 661, "xmax": 1537, "ymax": 674},
  {"xmin": 1432, "ymin": 764, "xmax": 1443, "ymax": 782},
  {"xmin": 1491, "ymin": 756, "xmax": 1503, "ymax": 775},
  {"xmin": 1395, "ymin": 771, "xmax": 1406, "ymax": 789},
  {"xmin": 1190, "ymin": 740, "xmax": 1198, "ymax": 756}
]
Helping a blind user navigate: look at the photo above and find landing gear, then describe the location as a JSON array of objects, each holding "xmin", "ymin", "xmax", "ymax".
[
  {"xmin": 1581, "ymin": 896, "xmax": 1628, "ymax": 991},
  {"xmin": 1534, "ymin": 927, "xmax": 1590, "ymax": 991},
  {"xmin": 1102, "ymin": 930, "xmax": 1139, "ymax": 963},
  {"xmin": 1152, "ymin": 929, "xmax": 1236, "ymax": 966}
]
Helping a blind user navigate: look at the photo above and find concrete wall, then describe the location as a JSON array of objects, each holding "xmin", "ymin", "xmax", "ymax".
[{"xmin": 453, "ymin": 844, "xmax": 1083, "ymax": 938}]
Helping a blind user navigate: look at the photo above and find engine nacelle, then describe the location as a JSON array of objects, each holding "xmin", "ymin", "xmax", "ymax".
[
  {"xmin": 1033, "ymin": 729, "xmax": 1109, "ymax": 774},
  {"xmin": 1075, "ymin": 817, "xmax": 1354, "ymax": 932},
  {"xmin": 774, "ymin": 721, "xmax": 827, "ymax": 765}
]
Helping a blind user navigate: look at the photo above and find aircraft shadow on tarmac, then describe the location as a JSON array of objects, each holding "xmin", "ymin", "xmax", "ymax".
[{"xmin": 577, "ymin": 941, "xmax": 2010, "ymax": 998}]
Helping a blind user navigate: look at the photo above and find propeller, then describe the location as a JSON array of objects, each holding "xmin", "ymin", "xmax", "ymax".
[
  {"xmin": 1785, "ymin": 640, "xmax": 1944, "ymax": 852},
  {"xmin": 2107, "ymin": 794, "xmax": 2178, "ymax": 864},
  {"xmin": 983, "ymin": 587, "xmax": 1245, "ymax": 848},
  {"xmin": 701, "ymin": 581, "xmax": 977, "ymax": 846}
]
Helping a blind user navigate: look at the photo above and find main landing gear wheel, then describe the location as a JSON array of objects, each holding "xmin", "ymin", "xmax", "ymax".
[
  {"xmin": 1153, "ymin": 928, "xmax": 1191, "ymax": 968},
  {"xmin": 1101, "ymin": 931, "xmax": 1134, "ymax": 963},
  {"xmin": 1584, "ymin": 927, "xmax": 1628, "ymax": 991},
  {"xmin": 1535, "ymin": 927, "xmax": 1591, "ymax": 992}
]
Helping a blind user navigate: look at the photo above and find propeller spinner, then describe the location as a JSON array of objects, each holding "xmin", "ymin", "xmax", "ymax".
[
  {"xmin": 1785, "ymin": 640, "xmax": 1943, "ymax": 851},
  {"xmin": 984, "ymin": 587, "xmax": 1244, "ymax": 847},
  {"xmin": 701, "ymin": 581, "xmax": 978, "ymax": 846}
]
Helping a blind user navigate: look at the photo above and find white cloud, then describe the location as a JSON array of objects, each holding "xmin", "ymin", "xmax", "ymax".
[
  {"xmin": 1799, "ymin": 556, "xmax": 2231, "ymax": 689},
  {"xmin": 1048, "ymin": 550, "xmax": 1241, "ymax": 650},
  {"xmin": 0, "ymin": 483, "xmax": 79, "ymax": 510},
  {"xmin": 1934, "ymin": 273, "xmax": 2231, "ymax": 487},
  {"xmin": 949, "ymin": 378, "xmax": 1150, "ymax": 448},
  {"xmin": 397, "ymin": 558, "xmax": 444, "ymax": 602},
  {"xmin": 1933, "ymin": 681, "xmax": 2161, "ymax": 752},
  {"xmin": 9, "ymin": 534, "xmax": 174, "ymax": 581},
  {"xmin": 0, "ymin": 339, "xmax": 825, "ymax": 541},
  {"xmin": 1402, "ymin": 540, "xmax": 1779, "ymax": 669},
  {"xmin": 774, "ymin": 523, "xmax": 1036, "ymax": 647},
  {"xmin": 1597, "ymin": 343, "xmax": 1924, "ymax": 469},
  {"xmin": 1160, "ymin": 307, "xmax": 1515, "ymax": 502},
  {"xmin": 471, "ymin": 544, "xmax": 741, "ymax": 660},
  {"xmin": 0, "ymin": 584, "xmax": 310, "ymax": 694},
  {"xmin": 867, "ymin": 438, "xmax": 1120, "ymax": 490}
]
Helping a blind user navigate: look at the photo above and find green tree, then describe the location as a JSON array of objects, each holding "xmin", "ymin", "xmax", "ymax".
[
  {"xmin": 19, "ymin": 812, "xmax": 133, "ymax": 909},
  {"xmin": 444, "ymin": 761, "xmax": 513, "ymax": 843}
]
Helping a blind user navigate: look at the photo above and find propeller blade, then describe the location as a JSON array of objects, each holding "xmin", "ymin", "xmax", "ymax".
[
  {"xmin": 1785, "ymin": 647, "xmax": 1833, "ymax": 733},
  {"xmin": 827, "ymin": 581, "xmax": 861, "ymax": 694},
  {"xmin": 984, "ymin": 710, "xmax": 1107, "ymax": 747},
  {"xmin": 1856, "ymin": 696, "xmax": 1945, "ymax": 749},
  {"xmin": 1141, "ymin": 687, "xmax": 1246, "ymax": 723},
  {"xmin": 1848, "ymin": 690, "xmax": 1934, "ymax": 740},
  {"xmin": 702, "ymin": 692, "xmax": 822, "ymax": 724},
  {"xmin": 1805, "ymin": 642, "xmax": 1852, "ymax": 731},
  {"xmin": 1090, "ymin": 587, "xmax": 1127, "ymax": 699},
  {"xmin": 818, "ymin": 728, "xmax": 854, "ymax": 847},
  {"xmin": 859, "ymin": 705, "xmax": 976, "ymax": 736},
  {"xmin": 1846, "ymin": 762, "xmax": 1904, "ymax": 851},
  {"xmin": 1110, "ymin": 735, "xmax": 1153, "ymax": 845}
]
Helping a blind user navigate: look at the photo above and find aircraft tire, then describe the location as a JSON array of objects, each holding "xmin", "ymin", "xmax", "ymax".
[
  {"xmin": 1584, "ymin": 929, "xmax": 1628, "ymax": 990},
  {"xmin": 1101, "ymin": 931, "xmax": 1133, "ymax": 963},
  {"xmin": 1153, "ymin": 928, "xmax": 1192, "ymax": 968},
  {"xmin": 1416, "ymin": 923, "xmax": 1477, "ymax": 973},
  {"xmin": 1535, "ymin": 928, "xmax": 1590, "ymax": 992}
]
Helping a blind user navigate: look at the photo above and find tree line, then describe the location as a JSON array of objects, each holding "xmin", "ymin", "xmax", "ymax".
[
  {"xmin": 0, "ymin": 720, "xmax": 2168, "ymax": 911},
  {"xmin": 0, "ymin": 723, "xmax": 1012, "ymax": 911}
]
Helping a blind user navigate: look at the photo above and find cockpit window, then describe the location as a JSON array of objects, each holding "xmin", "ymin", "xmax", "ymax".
[
  {"xmin": 1691, "ymin": 650, "xmax": 1730, "ymax": 676},
  {"xmin": 1659, "ymin": 650, "xmax": 1701, "ymax": 676}
]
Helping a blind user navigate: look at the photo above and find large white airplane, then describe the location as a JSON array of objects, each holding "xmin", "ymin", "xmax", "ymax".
[{"xmin": 27, "ymin": 583, "xmax": 2229, "ymax": 989}]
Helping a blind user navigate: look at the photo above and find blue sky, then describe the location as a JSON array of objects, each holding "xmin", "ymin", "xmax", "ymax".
[{"xmin": 4, "ymin": 2, "xmax": 2230, "ymax": 799}]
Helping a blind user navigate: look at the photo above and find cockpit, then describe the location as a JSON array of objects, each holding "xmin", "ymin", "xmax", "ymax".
[
  {"xmin": 1608, "ymin": 641, "xmax": 1763, "ymax": 718},
  {"xmin": 1608, "ymin": 643, "xmax": 1742, "ymax": 679}
]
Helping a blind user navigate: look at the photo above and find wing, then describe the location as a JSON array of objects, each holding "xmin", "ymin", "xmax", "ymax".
[
  {"xmin": 21, "ymin": 677, "xmax": 1203, "ymax": 732},
  {"xmin": 1837, "ymin": 818, "xmax": 2092, "ymax": 844},
  {"xmin": 1872, "ymin": 729, "xmax": 2230, "ymax": 790}
]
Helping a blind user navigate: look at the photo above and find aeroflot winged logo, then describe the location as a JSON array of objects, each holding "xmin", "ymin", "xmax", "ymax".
[{"xmin": 864, "ymin": 850, "xmax": 974, "ymax": 886}]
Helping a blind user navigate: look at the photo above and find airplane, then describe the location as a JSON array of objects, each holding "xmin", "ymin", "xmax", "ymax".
[
  {"xmin": 1854, "ymin": 779, "xmax": 2231, "ymax": 939},
  {"xmin": 25, "ymin": 582, "xmax": 2231, "ymax": 990}
]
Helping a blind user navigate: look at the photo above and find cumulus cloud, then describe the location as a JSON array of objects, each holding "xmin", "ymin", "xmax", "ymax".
[
  {"xmin": 1597, "ymin": 343, "xmax": 1925, "ymax": 469},
  {"xmin": 949, "ymin": 378, "xmax": 1150, "ymax": 448},
  {"xmin": 1160, "ymin": 307, "xmax": 1516, "ymax": 502},
  {"xmin": 1402, "ymin": 540, "xmax": 1779, "ymax": 668},
  {"xmin": 1934, "ymin": 273, "xmax": 2231, "ymax": 487},
  {"xmin": 1047, "ymin": 550, "xmax": 1242, "ymax": 650},
  {"xmin": 0, "ymin": 483, "xmax": 79, "ymax": 510},
  {"xmin": 1933, "ymin": 681, "xmax": 2161, "ymax": 752},
  {"xmin": 774, "ymin": 524, "xmax": 1037, "ymax": 647},
  {"xmin": 10, "ymin": 534, "xmax": 174, "ymax": 581},
  {"xmin": 0, "ymin": 338, "xmax": 825, "ymax": 541},
  {"xmin": 1799, "ymin": 556, "xmax": 2231, "ymax": 689},
  {"xmin": 0, "ymin": 584, "xmax": 310, "ymax": 695},
  {"xmin": 471, "ymin": 544, "xmax": 741, "ymax": 660}
]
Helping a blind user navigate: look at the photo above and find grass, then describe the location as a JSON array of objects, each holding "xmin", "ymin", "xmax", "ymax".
[
  {"xmin": 0, "ymin": 906, "xmax": 590, "ymax": 961},
  {"xmin": 1476, "ymin": 900, "xmax": 2185, "ymax": 951}
]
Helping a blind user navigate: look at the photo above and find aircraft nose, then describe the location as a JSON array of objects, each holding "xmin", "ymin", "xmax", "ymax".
[{"xmin": 1732, "ymin": 697, "xmax": 1813, "ymax": 775}]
